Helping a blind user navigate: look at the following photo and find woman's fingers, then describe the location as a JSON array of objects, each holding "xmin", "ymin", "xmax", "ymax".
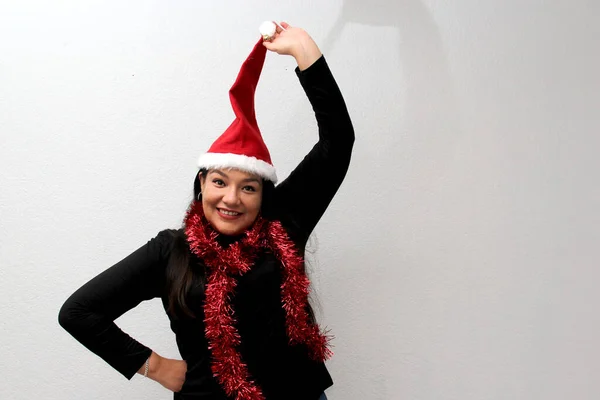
[
  {"xmin": 274, "ymin": 21, "xmax": 290, "ymax": 34},
  {"xmin": 274, "ymin": 21, "xmax": 284, "ymax": 34}
]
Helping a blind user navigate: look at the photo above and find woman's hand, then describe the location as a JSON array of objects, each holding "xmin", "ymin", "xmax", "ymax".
[
  {"xmin": 262, "ymin": 22, "xmax": 322, "ymax": 71},
  {"xmin": 140, "ymin": 352, "xmax": 187, "ymax": 392}
]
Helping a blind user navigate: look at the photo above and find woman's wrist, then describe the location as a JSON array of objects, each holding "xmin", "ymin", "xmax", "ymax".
[
  {"xmin": 147, "ymin": 352, "xmax": 162, "ymax": 381},
  {"xmin": 138, "ymin": 351, "xmax": 162, "ymax": 381},
  {"xmin": 293, "ymin": 37, "xmax": 322, "ymax": 71}
]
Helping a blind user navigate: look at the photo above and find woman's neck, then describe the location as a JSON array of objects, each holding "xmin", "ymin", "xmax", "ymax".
[{"xmin": 215, "ymin": 232, "xmax": 244, "ymax": 248}]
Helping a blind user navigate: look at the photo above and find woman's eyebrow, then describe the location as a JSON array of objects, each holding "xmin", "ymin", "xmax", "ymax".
[{"xmin": 212, "ymin": 170, "xmax": 260, "ymax": 184}]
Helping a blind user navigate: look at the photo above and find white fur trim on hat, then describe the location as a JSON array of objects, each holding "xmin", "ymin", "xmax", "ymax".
[{"xmin": 197, "ymin": 152, "xmax": 278, "ymax": 183}]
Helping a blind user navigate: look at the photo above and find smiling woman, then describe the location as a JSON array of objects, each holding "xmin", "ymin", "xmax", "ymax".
[
  {"xmin": 59, "ymin": 21, "xmax": 354, "ymax": 400},
  {"xmin": 199, "ymin": 168, "xmax": 264, "ymax": 236}
]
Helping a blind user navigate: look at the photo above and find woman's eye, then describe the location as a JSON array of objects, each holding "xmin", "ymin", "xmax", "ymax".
[
  {"xmin": 243, "ymin": 186, "xmax": 256, "ymax": 192},
  {"xmin": 212, "ymin": 179, "xmax": 225, "ymax": 186}
]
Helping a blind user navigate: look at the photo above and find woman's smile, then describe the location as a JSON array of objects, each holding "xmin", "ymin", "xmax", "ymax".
[{"xmin": 217, "ymin": 208, "xmax": 243, "ymax": 219}]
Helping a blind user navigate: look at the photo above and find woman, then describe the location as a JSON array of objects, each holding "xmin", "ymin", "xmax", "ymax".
[{"xmin": 59, "ymin": 22, "xmax": 354, "ymax": 400}]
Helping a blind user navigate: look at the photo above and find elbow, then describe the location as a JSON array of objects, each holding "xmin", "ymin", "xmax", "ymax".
[
  {"xmin": 58, "ymin": 300, "xmax": 73, "ymax": 332},
  {"xmin": 335, "ymin": 123, "xmax": 355, "ymax": 151},
  {"xmin": 58, "ymin": 297, "xmax": 82, "ymax": 334},
  {"xmin": 344, "ymin": 120, "xmax": 355, "ymax": 149},
  {"xmin": 343, "ymin": 125, "xmax": 355, "ymax": 154}
]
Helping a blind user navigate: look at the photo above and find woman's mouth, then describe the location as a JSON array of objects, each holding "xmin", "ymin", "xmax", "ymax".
[{"xmin": 217, "ymin": 208, "xmax": 242, "ymax": 219}]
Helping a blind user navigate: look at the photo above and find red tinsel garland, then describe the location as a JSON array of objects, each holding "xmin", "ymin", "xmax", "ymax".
[{"xmin": 184, "ymin": 201, "xmax": 332, "ymax": 400}]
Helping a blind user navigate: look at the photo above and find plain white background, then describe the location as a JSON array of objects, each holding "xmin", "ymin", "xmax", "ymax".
[{"xmin": 1, "ymin": 1, "xmax": 599, "ymax": 399}]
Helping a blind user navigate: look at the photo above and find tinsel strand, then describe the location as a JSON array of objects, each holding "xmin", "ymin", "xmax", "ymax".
[
  {"xmin": 184, "ymin": 201, "xmax": 332, "ymax": 400},
  {"xmin": 267, "ymin": 221, "xmax": 333, "ymax": 361}
]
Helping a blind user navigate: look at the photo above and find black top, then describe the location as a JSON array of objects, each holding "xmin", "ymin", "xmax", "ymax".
[{"xmin": 59, "ymin": 56, "xmax": 354, "ymax": 400}]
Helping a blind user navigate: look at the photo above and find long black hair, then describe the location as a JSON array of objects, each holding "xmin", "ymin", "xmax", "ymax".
[{"xmin": 165, "ymin": 168, "xmax": 277, "ymax": 318}]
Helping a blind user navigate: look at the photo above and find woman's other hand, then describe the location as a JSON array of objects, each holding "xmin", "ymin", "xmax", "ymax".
[
  {"xmin": 140, "ymin": 352, "xmax": 187, "ymax": 392},
  {"xmin": 262, "ymin": 22, "xmax": 322, "ymax": 71}
]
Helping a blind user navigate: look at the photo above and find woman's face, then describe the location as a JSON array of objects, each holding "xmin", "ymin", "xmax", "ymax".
[{"xmin": 199, "ymin": 169, "xmax": 263, "ymax": 236}]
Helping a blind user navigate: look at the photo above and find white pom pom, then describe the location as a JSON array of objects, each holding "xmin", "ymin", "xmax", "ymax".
[{"xmin": 259, "ymin": 21, "xmax": 277, "ymax": 40}]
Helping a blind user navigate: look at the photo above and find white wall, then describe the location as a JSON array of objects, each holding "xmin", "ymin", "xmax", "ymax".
[{"xmin": 1, "ymin": 1, "xmax": 599, "ymax": 399}]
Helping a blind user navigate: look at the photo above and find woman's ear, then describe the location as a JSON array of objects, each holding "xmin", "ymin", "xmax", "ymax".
[{"xmin": 199, "ymin": 172, "xmax": 206, "ymax": 192}]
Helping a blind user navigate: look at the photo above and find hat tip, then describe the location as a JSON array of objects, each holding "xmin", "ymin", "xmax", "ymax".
[{"xmin": 259, "ymin": 21, "xmax": 276, "ymax": 41}]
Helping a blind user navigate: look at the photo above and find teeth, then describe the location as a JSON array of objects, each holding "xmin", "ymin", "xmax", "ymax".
[{"xmin": 220, "ymin": 209, "xmax": 240, "ymax": 216}]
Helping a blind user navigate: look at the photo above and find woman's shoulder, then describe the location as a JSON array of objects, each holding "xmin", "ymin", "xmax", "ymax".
[
  {"xmin": 156, "ymin": 228, "xmax": 183, "ymax": 238},
  {"xmin": 152, "ymin": 228, "xmax": 185, "ymax": 259},
  {"xmin": 269, "ymin": 215, "xmax": 308, "ymax": 251}
]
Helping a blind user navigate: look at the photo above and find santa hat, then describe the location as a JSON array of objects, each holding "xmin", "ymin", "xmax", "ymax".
[{"xmin": 197, "ymin": 37, "xmax": 277, "ymax": 183}]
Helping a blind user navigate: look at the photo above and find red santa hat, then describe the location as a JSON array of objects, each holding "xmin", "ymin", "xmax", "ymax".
[{"xmin": 197, "ymin": 37, "xmax": 277, "ymax": 183}]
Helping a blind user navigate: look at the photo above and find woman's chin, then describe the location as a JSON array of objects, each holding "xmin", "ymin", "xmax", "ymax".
[{"xmin": 210, "ymin": 220, "xmax": 247, "ymax": 236}]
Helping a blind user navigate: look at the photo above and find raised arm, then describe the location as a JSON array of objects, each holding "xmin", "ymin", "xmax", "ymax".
[{"xmin": 264, "ymin": 23, "xmax": 355, "ymax": 240}]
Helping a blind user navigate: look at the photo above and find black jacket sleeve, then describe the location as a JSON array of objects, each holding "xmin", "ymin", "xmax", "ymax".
[
  {"xmin": 274, "ymin": 55, "xmax": 355, "ymax": 241},
  {"xmin": 58, "ymin": 230, "xmax": 173, "ymax": 379}
]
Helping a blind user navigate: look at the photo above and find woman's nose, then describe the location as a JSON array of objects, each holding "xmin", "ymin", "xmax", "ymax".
[{"xmin": 222, "ymin": 187, "xmax": 241, "ymax": 205}]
